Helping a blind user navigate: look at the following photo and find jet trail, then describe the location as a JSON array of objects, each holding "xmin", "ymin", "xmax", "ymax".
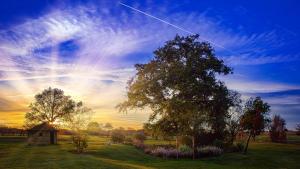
[{"xmin": 119, "ymin": 2, "xmax": 231, "ymax": 52}]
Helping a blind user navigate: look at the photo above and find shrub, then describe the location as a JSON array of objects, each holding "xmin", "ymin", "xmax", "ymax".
[
  {"xmin": 178, "ymin": 145, "xmax": 193, "ymax": 158},
  {"xmin": 144, "ymin": 147, "xmax": 152, "ymax": 154},
  {"xmin": 151, "ymin": 147, "xmax": 167, "ymax": 157},
  {"xmin": 111, "ymin": 131, "xmax": 125, "ymax": 143},
  {"xmin": 178, "ymin": 136, "xmax": 193, "ymax": 147},
  {"xmin": 124, "ymin": 137, "xmax": 133, "ymax": 145},
  {"xmin": 133, "ymin": 132, "xmax": 146, "ymax": 143},
  {"xmin": 269, "ymin": 115, "xmax": 287, "ymax": 143},
  {"xmin": 235, "ymin": 142, "xmax": 245, "ymax": 152},
  {"xmin": 179, "ymin": 144, "xmax": 192, "ymax": 153},
  {"xmin": 133, "ymin": 141, "xmax": 145, "ymax": 150},
  {"xmin": 197, "ymin": 146, "xmax": 223, "ymax": 157},
  {"xmin": 147, "ymin": 146, "xmax": 193, "ymax": 158},
  {"xmin": 196, "ymin": 132, "xmax": 217, "ymax": 146},
  {"xmin": 150, "ymin": 147, "xmax": 178, "ymax": 158},
  {"xmin": 213, "ymin": 139, "xmax": 225, "ymax": 148},
  {"xmin": 72, "ymin": 134, "xmax": 88, "ymax": 153},
  {"xmin": 225, "ymin": 142, "xmax": 245, "ymax": 153}
]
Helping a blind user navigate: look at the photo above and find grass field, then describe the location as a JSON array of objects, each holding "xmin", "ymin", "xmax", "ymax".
[{"xmin": 0, "ymin": 134, "xmax": 300, "ymax": 169}]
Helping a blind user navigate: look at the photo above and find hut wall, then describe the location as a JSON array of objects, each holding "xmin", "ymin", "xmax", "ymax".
[{"xmin": 27, "ymin": 131, "xmax": 51, "ymax": 145}]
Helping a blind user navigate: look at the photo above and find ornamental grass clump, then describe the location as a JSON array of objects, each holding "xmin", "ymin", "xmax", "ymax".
[
  {"xmin": 197, "ymin": 146, "xmax": 223, "ymax": 157},
  {"xmin": 178, "ymin": 145, "xmax": 193, "ymax": 158},
  {"xmin": 150, "ymin": 147, "xmax": 179, "ymax": 158}
]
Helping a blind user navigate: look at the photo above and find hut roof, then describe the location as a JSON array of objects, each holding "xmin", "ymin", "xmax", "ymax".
[{"xmin": 28, "ymin": 122, "xmax": 57, "ymax": 131}]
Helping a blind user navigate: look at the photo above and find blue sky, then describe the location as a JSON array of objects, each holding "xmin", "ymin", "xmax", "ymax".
[{"xmin": 0, "ymin": 0, "xmax": 299, "ymax": 129}]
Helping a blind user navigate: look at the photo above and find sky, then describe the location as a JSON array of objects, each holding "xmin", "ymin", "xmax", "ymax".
[{"xmin": 0, "ymin": 0, "xmax": 299, "ymax": 129}]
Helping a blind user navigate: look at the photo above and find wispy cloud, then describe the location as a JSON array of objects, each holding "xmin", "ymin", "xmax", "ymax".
[
  {"xmin": 222, "ymin": 54, "xmax": 300, "ymax": 65},
  {"xmin": 0, "ymin": 1, "xmax": 298, "ymax": 128}
]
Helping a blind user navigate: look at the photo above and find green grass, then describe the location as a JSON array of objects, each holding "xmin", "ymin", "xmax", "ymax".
[{"xmin": 0, "ymin": 135, "xmax": 300, "ymax": 169}]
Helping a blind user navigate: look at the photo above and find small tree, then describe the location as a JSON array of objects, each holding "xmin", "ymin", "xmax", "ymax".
[
  {"xmin": 269, "ymin": 115, "xmax": 287, "ymax": 143},
  {"xmin": 240, "ymin": 97, "xmax": 270, "ymax": 154},
  {"xmin": 296, "ymin": 124, "xmax": 300, "ymax": 136},
  {"xmin": 72, "ymin": 134, "xmax": 88, "ymax": 153},
  {"xmin": 226, "ymin": 91, "xmax": 242, "ymax": 145},
  {"xmin": 67, "ymin": 102, "xmax": 93, "ymax": 153},
  {"xmin": 227, "ymin": 119, "xmax": 241, "ymax": 145}
]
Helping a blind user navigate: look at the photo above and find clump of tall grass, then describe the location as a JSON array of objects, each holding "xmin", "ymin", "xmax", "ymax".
[{"xmin": 197, "ymin": 146, "xmax": 223, "ymax": 157}]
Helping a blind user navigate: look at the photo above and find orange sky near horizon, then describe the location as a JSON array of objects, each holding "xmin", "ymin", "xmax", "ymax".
[{"xmin": 0, "ymin": 82, "xmax": 150, "ymax": 129}]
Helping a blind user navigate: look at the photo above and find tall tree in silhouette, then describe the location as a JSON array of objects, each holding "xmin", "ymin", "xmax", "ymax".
[
  {"xmin": 25, "ymin": 88, "xmax": 78, "ymax": 127},
  {"xmin": 118, "ymin": 35, "xmax": 236, "ymax": 159}
]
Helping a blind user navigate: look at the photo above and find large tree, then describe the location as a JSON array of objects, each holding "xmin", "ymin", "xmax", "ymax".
[
  {"xmin": 240, "ymin": 97, "xmax": 270, "ymax": 154},
  {"xmin": 118, "ymin": 35, "xmax": 234, "ymax": 158},
  {"xmin": 25, "ymin": 87, "xmax": 79, "ymax": 127}
]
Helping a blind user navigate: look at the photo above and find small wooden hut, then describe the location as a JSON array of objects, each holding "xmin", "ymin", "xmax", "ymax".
[{"xmin": 27, "ymin": 122, "xmax": 57, "ymax": 145}]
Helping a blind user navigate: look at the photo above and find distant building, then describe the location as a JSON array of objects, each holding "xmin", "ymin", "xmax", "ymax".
[{"xmin": 27, "ymin": 122, "xmax": 57, "ymax": 145}]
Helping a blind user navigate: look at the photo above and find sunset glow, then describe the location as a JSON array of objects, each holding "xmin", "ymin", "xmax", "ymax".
[{"xmin": 0, "ymin": 0, "xmax": 299, "ymax": 129}]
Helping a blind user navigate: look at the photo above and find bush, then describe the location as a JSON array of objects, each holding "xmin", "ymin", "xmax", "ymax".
[
  {"xmin": 133, "ymin": 141, "xmax": 145, "ymax": 150},
  {"xmin": 196, "ymin": 132, "xmax": 217, "ymax": 146},
  {"xmin": 133, "ymin": 132, "xmax": 146, "ymax": 143},
  {"xmin": 147, "ymin": 146, "xmax": 193, "ymax": 158},
  {"xmin": 213, "ymin": 139, "xmax": 225, "ymax": 148},
  {"xmin": 235, "ymin": 142, "xmax": 245, "ymax": 152},
  {"xmin": 124, "ymin": 137, "xmax": 133, "ymax": 145},
  {"xmin": 150, "ymin": 147, "xmax": 178, "ymax": 158},
  {"xmin": 72, "ymin": 134, "xmax": 88, "ymax": 153},
  {"xmin": 197, "ymin": 146, "xmax": 223, "ymax": 157},
  {"xmin": 225, "ymin": 142, "xmax": 245, "ymax": 153},
  {"xmin": 269, "ymin": 115, "xmax": 287, "ymax": 143},
  {"xmin": 179, "ymin": 144, "xmax": 192, "ymax": 153},
  {"xmin": 111, "ymin": 131, "xmax": 125, "ymax": 143},
  {"xmin": 178, "ymin": 136, "xmax": 192, "ymax": 147},
  {"xmin": 144, "ymin": 147, "xmax": 152, "ymax": 154},
  {"xmin": 178, "ymin": 145, "xmax": 193, "ymax": 158}
]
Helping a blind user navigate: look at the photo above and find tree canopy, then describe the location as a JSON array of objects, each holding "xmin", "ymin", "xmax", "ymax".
[
  {"xmin": 118, "ymin": 35, "xmax": 238, "ymax": 157},
  {"xmin": 240, "ymin": 97, "xmax": 270, "ymax": 153},
  {"xmin": 25, "ymin": 87, "xmax": 91, "ymax": 128}
]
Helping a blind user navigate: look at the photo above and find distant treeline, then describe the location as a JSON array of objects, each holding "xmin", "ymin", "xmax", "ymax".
[
  {"xmin": 59, "ymin": 127, "xmax": 144, "ymax": 137},
  {"xmin": 0, "ymin": 126, "xmax": 26, "ymax": 136}
]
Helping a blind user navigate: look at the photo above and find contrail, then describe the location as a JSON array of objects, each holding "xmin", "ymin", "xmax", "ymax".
[
  {"xmin": 119, "ymin": 2, "xmax": 230, "ymax": 51},
  {"xmin": 119, "ymin": 2, "xmax": 194, "ymax": 35}
]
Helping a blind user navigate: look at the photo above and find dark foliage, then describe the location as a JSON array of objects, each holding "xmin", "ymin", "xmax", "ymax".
[
  {"xmin": 240, "ymin": 97, "xmax": 270, "ymax": 153},
  {"xmin": 269, "ymin": 115, "xmax": 287, "ymax": 143},
  {"xmin": 111, "ymin": 130, "xmax": 125, "ymax": 143},
  {"xmin": 296, "ymin": 124, "xmax": 300, "ymax": 136}
]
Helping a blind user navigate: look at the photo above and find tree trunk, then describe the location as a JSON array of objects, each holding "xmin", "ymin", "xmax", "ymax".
[
  {"xmin": 244, "ymin": 133, "xmax": 252, "ymax": 154},
  {"xmin": 192, "ymin": 136, "xmax": 195, "ymax": 160}
]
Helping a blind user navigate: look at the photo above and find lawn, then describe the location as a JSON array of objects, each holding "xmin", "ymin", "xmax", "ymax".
[{"xmin": 0, "ymin": 135, "xmax": 300, "ymax": 169}]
